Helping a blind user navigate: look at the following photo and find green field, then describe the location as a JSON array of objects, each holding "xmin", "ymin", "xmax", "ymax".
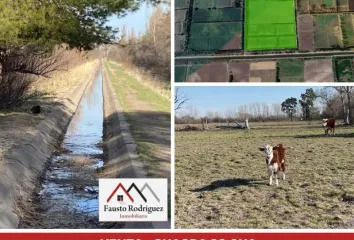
[
  {"xmin": 192, "ymin": 8, "xmax": 242, "ymax": 23},
  {"xmin": 334, "ymin": 57, "xmax": 354, "ymax": 82},
  {"xmin": 188, "ymin": 22, "xmax": 242, "ymax": 51},
  {"xmin": 277, "ymin": 60, "xmax": 305, "ymax": 82},
  {"xmin": 341, "ymin": 14, "xmax": 354, "ymax": 48},
  {"xmin": 245, "ymin": 0, "xmax": 297, "ymax": 50},
  {"xmin": 314, "ymin": 14, "xmax": 343, "ymax": 49},
  {"xmin": 175, "ymin": 66, "xmax": 187, "ymax": 82}
]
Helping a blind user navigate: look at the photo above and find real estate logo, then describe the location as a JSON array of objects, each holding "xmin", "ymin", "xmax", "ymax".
[{"xmin": 99, "ymin": 178, "xmax": 168, "ymax": 222}]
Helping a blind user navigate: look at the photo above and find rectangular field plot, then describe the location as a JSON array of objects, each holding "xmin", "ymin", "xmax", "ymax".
[
  {"xmin": 229, "ymin": 62, "xmax": 250, "ymax": 82},
  {"xmin": 297, "ymin": 15, "xmax": 315, "ymax": 51},
  {"xmin": 175, "ymin": 1, "xmax": 189, "ymax": 53},
  {"xmin": 186, "ymin": 62, "xmax": 228, "ymax": 82},
  {"xmin": 228, "ymin": 61, "xmax": 277, "ymax": 82},
  {"xmin": 297, "ymin": 0, "xmax": 352, "ymax": 13},
  {"xmin": 341, "ymin": 14, "xmax": 354, "ymax": 48},
  {"xmin": 188, "ymin": 1, "xmax": 244, "ymax": 52},
  {"xmin": 304, "ymin": 59, "xmax": 334, "ymax": 82},
  {"xmin": 188, "ymin": 22, "xmax": 243, "ymax": 51},
  {"xmin": 175, "ymin": 66, "xmax": 187, "ymax": 82},
  {"xmin": 194, "ymin": 0, "xmax": 234, "ymax": 8},
  {"xmin": 245, "ymin": 0, "xmax": 297, "ymax": 51},
  {"xmin": 277, "ymin": 60, "xmax": 305, "ymax": 82},
  {"xmin": 175, "ymin": 0, "xmax": 189, "ymax": 9},
  {"xmin": 192, "ymin": 8, "xmax": 242, "ymax": 23},
  {"xmin": 314, "ymin": 14, "xmax": 343, "ymax": 49},
  {"xmin": 334, "ymin": 57, "xmax": 354, "ymax": 82}
]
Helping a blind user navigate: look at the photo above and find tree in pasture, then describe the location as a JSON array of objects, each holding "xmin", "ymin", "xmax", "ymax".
[
  {"xmin": 316, "ymin": 87, "xmax": 336, "ymax": 118},
  {"xmin": 345, "ymin": 86, "xmax": 354, "ymax": 125},
  {"xmin": 299, "ymin": 88, "xmax": 317, "ymax": 120},
  {"xmin": 281, "ymin": 97, "xmax": 298, "ymax": 121},
  {"xmin": 332, "ymin": 86, "xmax": 352, "ymax": 124}
]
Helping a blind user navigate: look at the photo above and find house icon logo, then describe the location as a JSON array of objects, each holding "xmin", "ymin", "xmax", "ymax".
[
  {"xmin": 99, "ymin": 178, "xmax": 168, "ymax": 222},
  {"xmin": 106, "ymin": 182, "xmax": 160, "ymax": 203}
]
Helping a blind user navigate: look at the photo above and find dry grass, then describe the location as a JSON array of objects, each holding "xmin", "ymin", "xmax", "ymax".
[
  {"xmin": 65, "ymin": 156, "xmax": 96, "ymax": 167},
  {"xmin": 175, "ymin": 121, "xmax": 354, "ymax": 229},
  {"xmin": 30, "ymin": 60, "xmax": 99, "ymax": 99},
  {"xmin": 107, "ymin": 61, "xmax": 170, "ymax": 100},
  {"xmin": 0, "ymin": 60, "xmax": 99, "ymax": 163}
]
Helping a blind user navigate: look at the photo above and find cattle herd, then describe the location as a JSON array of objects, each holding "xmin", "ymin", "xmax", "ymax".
[{"xmin": 259, "ymin": 118, "xmax": 337, "ymax": 186}]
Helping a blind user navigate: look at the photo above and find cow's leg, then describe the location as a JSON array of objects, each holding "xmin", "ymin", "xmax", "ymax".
[
  {"xmin": 269, "ymin": 172, "xmax": 273, "ymax": 186},
  {"xmin": 282, "ymin": 162, "xmax": 286, "ymax": 180},
  {"xmin": 275, "ymin": 173, "xmax": 279, "ymax": 186}
]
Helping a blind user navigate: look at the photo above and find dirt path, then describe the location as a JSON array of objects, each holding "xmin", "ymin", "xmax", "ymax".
[
  {"xmin": 125, "ymin": 90, "xmax": 171, "ymax": 178},
  {"xmin": 104, "ymin": 62, "xmax": 171, "ymax": 180}
]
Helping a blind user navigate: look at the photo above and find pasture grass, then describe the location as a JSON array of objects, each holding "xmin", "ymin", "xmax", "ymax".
[
  {"xmin": 104, "ymin": 61, "xmax": 170, "ymax": 113},
  {"xmin": 175, "ymin": 121, "xmax": 354, "ymax": 228}
]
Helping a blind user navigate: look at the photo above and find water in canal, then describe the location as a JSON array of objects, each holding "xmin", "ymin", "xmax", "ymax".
[{"xmin": 26, "ymin": 71, "xmax": 107, "ymax": 228}]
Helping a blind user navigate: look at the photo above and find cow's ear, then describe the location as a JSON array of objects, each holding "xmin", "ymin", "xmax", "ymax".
[
  {"xmin": 259, "ymin": 147, "xmax": 265, "ymax": 151},
  {"xmin": 273, "ymin": 146, "xmax": 278, "ymax": 150}
]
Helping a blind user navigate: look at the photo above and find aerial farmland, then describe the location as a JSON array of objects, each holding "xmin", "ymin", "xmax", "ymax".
[{"xmin": 175, "ymin": 0, "xmax": 354, "ymax": 82}]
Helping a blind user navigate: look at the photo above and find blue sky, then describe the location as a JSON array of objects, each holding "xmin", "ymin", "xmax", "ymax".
[
  {"xmin": 176, "ymin": 86, "xmax": 324, "ymax": 115},
  {"xmin": 107, "ymin": 3, "xmax": 151, "ymax": 37},
  {"xmin": 106, "ymin": 2, "xmax": 169, "ymax": 37}
]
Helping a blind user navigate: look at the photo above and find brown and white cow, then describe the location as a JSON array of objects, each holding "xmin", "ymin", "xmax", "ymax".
[
  {"xmin": 259, "ymin": 144, "xmax": 286, "ymax": 186},
  {"xmin": 323, "ymin": 118, "xmax": 336, "ymax": 136}
]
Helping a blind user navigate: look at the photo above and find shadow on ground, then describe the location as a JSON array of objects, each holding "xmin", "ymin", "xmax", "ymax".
[
  {"xmin": 190, "ymin": 178, "xmax": 264, "ymax": 192},
  {"xmin": 294, "ymin": 133, "xmax": 354, "ymax": 139}
]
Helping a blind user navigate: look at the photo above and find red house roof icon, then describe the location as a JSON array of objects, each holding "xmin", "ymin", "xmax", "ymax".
[{"xmin": 107, "ymin": 183, "xmax": 134, "ymax": 203}]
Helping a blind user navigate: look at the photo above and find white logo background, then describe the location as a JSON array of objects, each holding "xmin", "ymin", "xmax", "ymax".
[{"xmin": 99, "ymin": 178, "xmax": 168, "ymax": 222}]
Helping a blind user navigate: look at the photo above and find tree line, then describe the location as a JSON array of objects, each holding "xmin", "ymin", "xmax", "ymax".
[
  {"xmin": 0, "ymin": 0, "xmax": 166, "ymax": 109},
  {"xmin": 175, "ymin": 87, "xmax": 354, "ymax": 125},
  {"xmin": 106, "ymin": 6, "xmax": 170, "ymax": 83}
]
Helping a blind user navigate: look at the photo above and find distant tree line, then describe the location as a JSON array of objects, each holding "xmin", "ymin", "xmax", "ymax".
[
  {"xmin": 175, "ymin": 87, "xmax": 354, "ymax": 125},
  {"xmin": 106, "ymin": 6, "xmax": 171, "ymax": 82}
]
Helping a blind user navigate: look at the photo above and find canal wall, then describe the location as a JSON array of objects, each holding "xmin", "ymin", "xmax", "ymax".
[{"xmin": 0, "ymin": 64, "xmax": 99, "ymax": 229}]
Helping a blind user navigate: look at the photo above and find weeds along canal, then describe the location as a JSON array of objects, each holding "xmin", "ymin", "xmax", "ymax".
[{"xmin": 21, "ymin": 70, "xmax": 112, "ymax": 228}]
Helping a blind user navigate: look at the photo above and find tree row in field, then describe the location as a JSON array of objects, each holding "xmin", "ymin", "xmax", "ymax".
[{"xmin": 175, "ymin": 87, "xmax": 354, "ymax": 124}]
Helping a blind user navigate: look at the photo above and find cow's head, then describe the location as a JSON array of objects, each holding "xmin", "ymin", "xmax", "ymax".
[{"xmin": 259, "ymin": 145, "xmax": 275, "ymax": 164}]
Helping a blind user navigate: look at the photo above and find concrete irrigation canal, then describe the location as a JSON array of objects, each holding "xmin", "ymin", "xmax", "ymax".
[
  {"xmin": 24, "ymin": 71, "xmax": 106, "ymax": 228},
  {"xmin": 0, "ymin": 63, "xmax": 169, "ymax": 229}
]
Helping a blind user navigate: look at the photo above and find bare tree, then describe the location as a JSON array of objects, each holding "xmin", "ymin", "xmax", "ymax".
[
  {"xmin": 316, "ymin": 87, "xmax": 335, "ymax": 118},
  {"xmin": 0, "ymin": 45, "xmax": 75, "ymax": 109},
  {"xmin": 345, "ymin": 86, "xmax": 353, "ymax": 124},
  {"xmin": 272, "ymin": 103, "xmax": 282, "ymax": 120},
  {"xmin": 333, "ymin": 87, "xmax": 349, "ymax": 124},
  {"xmin": 262, "ymin": 103, "xmax": 270, "ymax": 119},
  {"xmin": 224, "ymin": 108, "xmax": 236, "ymax": 124},
  {"xmin": 185, "ymin": 105, "xmax": 199, "ymax": 119},
  {"xmin": 174, "ymin": 87, "xmax": 190, "ymax": 111}
]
